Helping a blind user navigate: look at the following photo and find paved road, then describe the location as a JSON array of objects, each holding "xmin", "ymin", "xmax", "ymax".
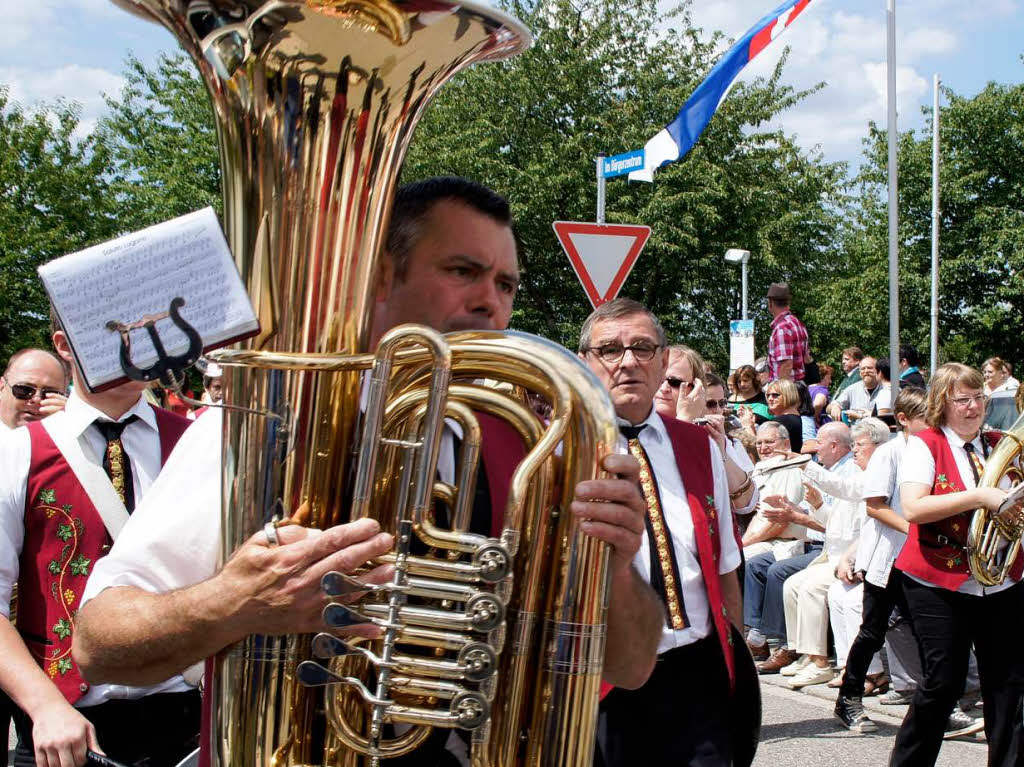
[{"xmin": 755, "ymin": 677, "xmax": 986, "ymax": 767}]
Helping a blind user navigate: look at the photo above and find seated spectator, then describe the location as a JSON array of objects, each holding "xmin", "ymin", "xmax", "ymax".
[
  {"xmin": 762, "ymin": 422, "xmax": 871, "ymax": 688},
  {"xmin": 828, "ymin": 356, "xmax": 886, "ymax": 421},
  {"xmin": 744, "ymin": 423, "xmax": 808, "ymax": 560},
  {"xmin": 809, "ymin": 364, "xmax": 833, "ymax": 426},
  {"xmin": 898, "ymin": 344, "xmax": 926, "ymax": 389},
  {"xmin": 764, "ymin": 378, "xmax": 803, "ymax": 452},
  {"xmin": 982, "ymin": 356, "xmax": 1019, "ymax": 395},
  {"xmin": 729, "ymin": 363, "xmax": 770, "ymax": 424},
  {"xmin": 796, "ymin": 381, "xmax": 818, "ymax": 455}
]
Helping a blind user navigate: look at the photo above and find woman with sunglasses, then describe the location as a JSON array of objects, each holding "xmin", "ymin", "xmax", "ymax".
[
  {"xmin": 889, "ymin": 363, "xmax": 1024, "ymax": 766},
  {"xmin": 764, "ymin": 378, "xmax": 803, "ymax": 454}
]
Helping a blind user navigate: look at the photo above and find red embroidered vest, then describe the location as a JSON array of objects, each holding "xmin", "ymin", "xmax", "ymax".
[
  {"xmin": 18, "ymin": 405, "xmax": 190, "ymax": 704},
  {"xmin": 895, "ymin": 427, "xmax": 1022, "ymax": 590}
]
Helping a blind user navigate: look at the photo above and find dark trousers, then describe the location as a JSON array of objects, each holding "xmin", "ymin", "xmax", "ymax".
[
  {"xmin": 13, "ymin": 691, "xmax": 200, "ymax": 767},
  {"xmin": 841, "ymin": 570, "xmax": 916, "ymax": 700},
  {"xmin": 744, "ymin": 542, "xmax": 822, "ymax": 640},
  {"xmin": 890, "ymin": 577, "xmax": 1024, "ymax": 767},
  {"xmin": 597, "ymin": 636, "xmax": 732, "ymax": 767}
]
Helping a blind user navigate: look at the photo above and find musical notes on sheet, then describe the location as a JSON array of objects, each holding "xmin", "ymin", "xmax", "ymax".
[{"xmin": 38, "ymin": 208, "xmax": 259, "ymax": 391}]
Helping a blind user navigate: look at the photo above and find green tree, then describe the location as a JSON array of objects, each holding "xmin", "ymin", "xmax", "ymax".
[
  {"xmin": 403, "ymin": 0, "xmax": 846, "ymax": 367},
  {"xmin": 0, "ymin": 89, "xmax": 119, "ymax": 363},
  {"xmin": 812, "ymin": 75, "xmax": 1024, "ymax": 373},
  {"xmin": 99, "ymin": 53, "xmax": 221, "ymax": 227}
]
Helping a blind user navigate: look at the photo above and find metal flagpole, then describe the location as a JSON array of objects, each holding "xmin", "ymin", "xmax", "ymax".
[
  {"xmin": 930, "ymin": 74, "xmax": 941, "ymax": 378},
  {"xmin": 887, "ymin": 0, "xmax": 900, "ymax": 400},
  {"xmin": 596, "ymin": 153, "xmax": 606, "ymax": 224}
]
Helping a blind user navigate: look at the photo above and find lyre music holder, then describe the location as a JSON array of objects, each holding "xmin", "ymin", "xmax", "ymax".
[{"xmin": 106, "ymin": 297, "xmax": 203, "ymax": 388}]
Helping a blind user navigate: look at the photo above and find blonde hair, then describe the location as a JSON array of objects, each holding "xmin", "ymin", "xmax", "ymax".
[
  {"xmin": 668, "ymin": 345, "xmax": 707, "ymax": 385},
  {"xmin": 983, "ymin": 356, "xmax": 1011, "ymax": 375},
  {"xmin": 926, "ymin": 363, "xmax": 984, "ymax": 428},
  {"xmin": 765, "ymin": 377, "xmax": 799, "ymax": 410}
]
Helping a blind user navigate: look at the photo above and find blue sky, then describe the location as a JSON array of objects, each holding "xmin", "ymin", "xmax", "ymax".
[{"xmin": 2, "ymin": 0, "xmax": 1023, "ymax": 170}]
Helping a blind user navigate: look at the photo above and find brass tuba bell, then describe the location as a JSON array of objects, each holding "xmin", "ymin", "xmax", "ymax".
[
  {"xmin": 110, "ymin": 2, "xmax": 619, "ymax": 766},
  {"xmin": 968, "ymin": 414, "xmax": 1024, "ymax": 586}
]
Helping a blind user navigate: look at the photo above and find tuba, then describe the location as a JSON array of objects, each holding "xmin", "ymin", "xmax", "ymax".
[
  {"xmin": 111, "ymin": 2, "xmax": 619, "ymax": 766},
  {"xmin": 968, "ymin": 414, "xmax": 1024, "ymax": 586}
]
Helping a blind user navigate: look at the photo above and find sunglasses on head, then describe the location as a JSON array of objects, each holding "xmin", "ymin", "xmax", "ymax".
[
  {"xmin": 664, "ymin": 377, "xmax": 693, "ymax": 390},
  {"xmin": 3, "ymin": 377, "xmax": 65, "ymax": 401}
]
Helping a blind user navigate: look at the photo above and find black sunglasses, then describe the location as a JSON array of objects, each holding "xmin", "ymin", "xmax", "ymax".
[
  {"xmin": 664, "ymin": 377, "xmax": 693, "ymax": 390},
  {"xmin": 3, "ymin": 377, "xmax": 65, "ymax": 401}
]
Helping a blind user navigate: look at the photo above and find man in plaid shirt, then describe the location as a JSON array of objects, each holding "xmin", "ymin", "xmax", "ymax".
[{"xmin": 767, "ymin": 283, "xmax": 809, "ymax": 381}]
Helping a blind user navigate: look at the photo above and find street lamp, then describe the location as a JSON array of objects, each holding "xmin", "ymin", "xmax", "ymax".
[{"xmin": 724, "ymin": 248, "xmax": 751, "ymax": 320}]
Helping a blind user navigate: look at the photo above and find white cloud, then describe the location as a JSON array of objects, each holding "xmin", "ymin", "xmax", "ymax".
[{"xmin": 0, "ymin": 65, "xmax": 124, "ymax": 138}]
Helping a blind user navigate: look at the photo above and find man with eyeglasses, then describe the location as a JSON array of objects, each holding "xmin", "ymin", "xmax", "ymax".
[
  {"xmin": 890, "ymin": 363, "xmax": 1024, "ymax": 766},
  {"xmin": 579, "ymin": 298, "xmax": 757, "ymax": 767},
  {"xmin": 0, "ymin": 349, "xmax": 68, "ymax": 432},
  {"xmin": 0, "ymin": 326, "xmax": 196, "ymax": 767}
]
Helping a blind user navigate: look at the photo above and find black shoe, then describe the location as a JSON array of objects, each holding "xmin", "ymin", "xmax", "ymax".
[{"xmin": 834, "ymin": 695, "xmax": 878, "ymax": 734}]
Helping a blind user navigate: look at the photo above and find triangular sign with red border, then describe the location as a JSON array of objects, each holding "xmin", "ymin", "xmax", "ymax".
[{"xmin": 553, "ymin": 221, "xmax": 652, "ymax": 308}]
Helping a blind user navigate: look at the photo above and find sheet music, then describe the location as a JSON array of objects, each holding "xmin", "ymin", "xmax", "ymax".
[{"xmin": 38, "ymin": 207, "xmax": 258, "ymax": 390}]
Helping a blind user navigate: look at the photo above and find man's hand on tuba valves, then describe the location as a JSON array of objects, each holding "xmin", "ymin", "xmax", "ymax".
[{"xmin": 219, "ymin": 517, "xmax": 394, "ymax": 638}]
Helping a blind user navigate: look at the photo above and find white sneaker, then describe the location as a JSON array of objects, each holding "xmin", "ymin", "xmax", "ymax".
[
  {"xmin": 780, "ymin": 654, "xmax": 811, "ymax": 677},
  {"xmin": 789, "ymin": 663, "xmax": 836, "ymax": 689}
]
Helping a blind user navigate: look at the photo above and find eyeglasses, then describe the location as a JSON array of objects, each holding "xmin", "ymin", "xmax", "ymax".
[
  {"xmin": 948, "ymin": 394, "xmax": 988, "ymax": 409},
  {"xmin": 765, "ymin": 391, "xmax": 782, "ymax": 400},
  {"xmin": 584, "ymin": 342, "xmax": 662, "ymax": 364},
  {"xmin": 706, "ymin": 398, "xmax": 729, "ymax": 410},
  {"xmin": 664, "ymin": 376, "xmax": 693, "ymax": 390},
  {"xmin": 2, "ymin": 377, "xmax": 65, "ymax": 401}
]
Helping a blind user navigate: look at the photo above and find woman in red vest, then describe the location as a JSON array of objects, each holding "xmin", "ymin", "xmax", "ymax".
[{"xmin": 890, "ymin": 363, "xmax": 1024, "ymax": 767}]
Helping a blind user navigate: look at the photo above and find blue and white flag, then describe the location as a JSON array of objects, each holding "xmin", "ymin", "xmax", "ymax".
[{"xmin": 629, "ymin": 0, "xmax": 815, "ymax": 182}]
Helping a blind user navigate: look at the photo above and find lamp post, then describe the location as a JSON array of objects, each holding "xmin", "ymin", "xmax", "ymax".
[{"xmin": 725, "ymin": 248, "xmax": 751, "ymax": 320}]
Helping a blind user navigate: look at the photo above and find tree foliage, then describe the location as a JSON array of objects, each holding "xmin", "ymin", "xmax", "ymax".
[
  {"xmin": 0, "ymin": 89, "xmax": 119, "ymax": 362},
  {"xmin": 809, "ymin": 76, "xmax": 1024, "ymax": 370},
  {"xmin": 403, "ymin": 0, "xmax": 846, "ymax": 366}
]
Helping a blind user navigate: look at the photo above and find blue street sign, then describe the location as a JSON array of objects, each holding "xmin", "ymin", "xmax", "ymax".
[{"xmin": 601, "ymin": 150, "xmax": 646, "ymax": 179}]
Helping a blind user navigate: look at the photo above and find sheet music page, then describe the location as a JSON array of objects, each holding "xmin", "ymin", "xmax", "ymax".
[{"xmin": 38, "ymin": 207, "xmax": 258, "ymax": 390}]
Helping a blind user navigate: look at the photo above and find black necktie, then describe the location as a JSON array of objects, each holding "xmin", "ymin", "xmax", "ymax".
[
  {"xmin": 962, "ymin": 441, "xmax": 984, "ymax": 486},
  {"xmin": 619, "ymin": 424, "xmax": 689, "ymax": 630},
  {"xmin": 93, "ymin": 415, "xmax": 139, "ymax": 513}
]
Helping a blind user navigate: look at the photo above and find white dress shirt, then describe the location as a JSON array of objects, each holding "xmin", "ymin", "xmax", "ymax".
[
  {"xmin": 901, "ymin": 426, "xmax": 1017, "ymax": 596},
  {"xmin": 854, "ymin": 436, "xmax": 909, "ymax": 588},
  {"xmin": 626, "ymin": 410, "xmax": 740, "ymax": 655},
  {"xmin": 802, "ymin": 453, "xmax": 865, "ymax": 566},
  {"xmin": 0, "ymin": 390, "xmax": 191, "ymax": 704}
]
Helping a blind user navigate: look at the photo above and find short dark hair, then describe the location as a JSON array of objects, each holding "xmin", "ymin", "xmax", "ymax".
[
  {"xmin": 899, "ymin": 344, "xmax": 920, "ymax": 367},
  {"xmin": 842, "ymin": 346, "xmax": 864, "ymax": 361},
  {"xmin": 705, "ymin": 372, "xmax": 727, "ymax": 391},
  {"xmin": 386, "ymin": 176, "xmax": 514, "ymax": 281},
  {"xmin": 578, "ymin": 297, "xmax": 667, "ymax": 352},
  {"xmin": 877, "ymin": 357, "xmax": 891, "ymax": 381}
]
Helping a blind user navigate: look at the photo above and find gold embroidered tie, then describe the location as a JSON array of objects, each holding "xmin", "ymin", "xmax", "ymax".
[
  {"xmin": 621, "ymin": 425, "xmax": 687, "ymax": 630},
  {"xmin": 963, "ymin": 441, "xmax": 985, "ymax": 486},
  {"xmin": 93, "ymin": 416, "xmax": 139, "ymax": 512}
]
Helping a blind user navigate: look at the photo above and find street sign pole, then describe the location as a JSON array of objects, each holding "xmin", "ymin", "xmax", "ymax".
[
  {"xmin": 887, "ymin": 0, "xmax": 900, "ymax": 401},
  {"xmin": 596, "ymin": 153, "xmax": 606, "ymax": 224}
]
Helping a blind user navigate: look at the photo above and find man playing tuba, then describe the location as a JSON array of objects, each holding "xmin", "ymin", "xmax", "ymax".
[{"xmin": 73, "ymin": 178, "xmax": 664, "ymax": 765}]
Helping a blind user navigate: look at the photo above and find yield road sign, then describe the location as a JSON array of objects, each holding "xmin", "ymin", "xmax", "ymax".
[{"xmin": 553, "ymin": 221, "xmax": 652, "ymax": 308}]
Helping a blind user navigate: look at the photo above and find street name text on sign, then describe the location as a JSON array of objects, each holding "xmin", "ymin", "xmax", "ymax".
[
  {"xmin": 553, "ymin": 221, "xmax": 652, "ymax": 308},
  {"xmin": 601, "ymin": 150, "xmax": 646, "ymax": 179}
]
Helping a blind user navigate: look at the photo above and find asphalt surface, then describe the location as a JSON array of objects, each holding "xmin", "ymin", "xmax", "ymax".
[
  {"xmin": 7, "ymin": 679, "xmax": 988, "ymax": 766},
  {"xmin": 755, "ymin": 673, "xmax": 986, "ymax": 766}
]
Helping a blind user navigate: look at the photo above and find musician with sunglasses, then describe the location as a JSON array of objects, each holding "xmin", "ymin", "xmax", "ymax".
[
  {"xmin": 890, "ymin": 363, "xmax": 1024, "ymax": 767},
  {"xmin": 0, "ymin": 350, "xmax": 68, "ymax": 432}
]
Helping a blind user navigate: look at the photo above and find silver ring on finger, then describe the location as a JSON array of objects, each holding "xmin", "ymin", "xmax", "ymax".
[{"xmin": 263, "ymin": 521, "xmax": 280, "ymax": 548}]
